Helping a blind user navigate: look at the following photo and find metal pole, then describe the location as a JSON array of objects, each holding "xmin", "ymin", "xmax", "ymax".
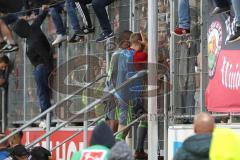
[
  {"xmin": 51, "ymin": 115, "xmax": 104, "ymax": 152},
  {"xmin": 129, "ymin": 0, "xmax": 135, "ymax": 31},
  {"xmin": 163, "ymin": 75, "xmax": 168, "ymax": 160},
  {"xmin": 148, "ymin": 0, "xmax": 158, "ymax": 159},
  {"xmin": 83, "ymin": 39, "xmax": 88, "ymax": 148},
  {"xmin": 200, "ymin": 0, "xmax": 208, "ymax": 112},
  {"xmin": 1, "ymin": 88, "xmax": 5, "ymax": 133},
  {"xmin": 46, "ymin": 112, "xmax": 51, "ymax": 150},
  {"xmin": 170, "ymin": 0, "xmax": 178, "ymax": 123},
  {"xmin": 23, "ymin": 39, "xmax": 27, "ymax": 122}
]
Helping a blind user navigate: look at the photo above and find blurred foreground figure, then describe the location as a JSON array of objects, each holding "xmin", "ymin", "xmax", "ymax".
[{"xmin": 174, "ymin": 112, "xmax": 215, "ymax": 160}]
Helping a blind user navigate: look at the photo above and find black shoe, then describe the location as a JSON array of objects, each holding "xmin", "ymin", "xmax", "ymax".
[
  {"xmin": 211, "ymin": 7, "xmax": 230, "ymax": 16},
  {"xmin": 68, "ymin": 33, "xmax": 84, "ymax": 43},
  {"xmin": 0, "ymin": 41, "xmax": 7, "ymax": 51},
  {"xmin": 228, "ymin": 26, "xmax": 240, "ymax": 43},
  {"xmin": 78, "ymin": 26, "xmax": 95, "ymax": 35},
  {"xmin": 96, "ymin": 32, "xmax": 114, "ymax": 43},
  {"xmin": 2, "ymin": 43, "xmax": 19, "ymax": 53}
]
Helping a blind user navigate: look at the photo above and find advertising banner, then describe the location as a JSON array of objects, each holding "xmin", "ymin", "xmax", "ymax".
[
  {"xmin": 20, "ymin": 128, "xmax": 93, "ymax": 160},
  {"xmin": 206, "ymin": 0, "xmax": 240, "ymax": 112}
]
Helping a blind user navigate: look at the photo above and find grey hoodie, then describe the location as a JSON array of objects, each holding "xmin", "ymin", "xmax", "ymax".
[{"xmin": 109, "ymin": 141, "xmax": 133, "ymax": 160}]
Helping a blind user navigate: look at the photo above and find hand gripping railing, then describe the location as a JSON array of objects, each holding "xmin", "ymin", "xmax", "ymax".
[
  {"xmin": 0, "ymin": 74, "xmax": 108, "ymax": 144},
  {"xmin": 26, "ymin": 70, "xmax": 147, "ymax": 149}
]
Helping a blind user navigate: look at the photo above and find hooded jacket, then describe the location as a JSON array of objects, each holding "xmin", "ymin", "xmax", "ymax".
[
  {"xmin": 109, "ymin": 141, "xmax": 133, "ymax": 160},
  {"xmin": 71, "ymin": 122, "xmax": 115, "ymax": 160},
  {"xmin": 13, "ymin": 10, "xmax": 53, "ymax": 68},
  {"xmin": 173, "ymin": 134, "xmax": 211, "ymax": 160},
  {"xmin": 90, "ymin": 122, "xmax": 115, "ymax": 148}
]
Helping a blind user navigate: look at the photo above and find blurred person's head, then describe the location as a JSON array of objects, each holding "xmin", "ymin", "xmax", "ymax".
[
  {"xmin": 194, "ymin": 112, "xmax": 215, "ymax": 134},
  {"xmin": 30, "ymin": 146, "xmax": 51, "ymax": 160},
  {"xmin": 11, "ymin": 144, "xmax": 29, "ymax": 160},
  {"xmin": 0, "ymin": 133, "xmax": 9, "ymax": 149},
  {"xmin": 9, "ymin": 130, "xmax": 23, "ymax": 147},
  {"xmin": 130, "ymin": 33, "xmax": 144, "ymax": 51},
  {"xmin": 109, "ymin": 141, "xmax": 133, "ymax": 160},
  {"xmin": 118, "ymin": 30, "xmax": 133, "ymax": 49},
  {"xmin": 0, "ymin": 55, "xmax": 9, "ymax": 71},
  {"xmin": 90, "ymin": 122, "xmax": 115, "ymax": 148}
]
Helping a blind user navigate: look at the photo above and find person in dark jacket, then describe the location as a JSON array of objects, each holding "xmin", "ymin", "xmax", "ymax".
[
  {"xmin": 173, "ymin": 112, "xmax": 215, "ymax": 160},
  {"xmin": 13, "ymin": 5, "xmax": 53, "ymax": 129}
]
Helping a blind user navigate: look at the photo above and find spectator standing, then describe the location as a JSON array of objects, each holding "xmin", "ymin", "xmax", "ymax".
[
  {"xmin": 105, "ymin": 30, "xmax": 132, "ymax": 132},
  {"xmin": 115, "ymin": 33, "xmax": 145, "ymax": 140},
  {"xmin": 13, "ymin": 5, "xmax": 53, "ymax": 129}
]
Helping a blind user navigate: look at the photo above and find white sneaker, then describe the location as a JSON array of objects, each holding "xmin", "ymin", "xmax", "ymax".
[
  {"xmin": 52, "ymin": 34, "xmax": 67, "ymax": 46},
  {"xmin": 39, "ymin": 120, "xmax": 47, "ymax": 129}
]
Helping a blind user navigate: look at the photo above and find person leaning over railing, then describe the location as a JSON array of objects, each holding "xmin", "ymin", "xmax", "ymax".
[{"xmin": 13, "ymin": 5, "xmax": 53, "ymax": 129}]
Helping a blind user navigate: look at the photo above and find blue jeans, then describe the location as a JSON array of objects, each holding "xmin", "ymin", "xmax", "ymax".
[
  {"xmin": 92, "ymin": 0, "xmax": 113, "ymax": 34},
  {"xmin": 50, "ymin": 3, "xmax": 66, "ymax": 35},
  {"xmin": 178, "ymin": 0, "xmax": 190, "ymax": 29},
  {"xmin": 232, "ymin": 0, "xmax": 240, "ymax": 26},
  {"xmin": 33, "ymin": 64, "xmax": 51, "ymax": 116},
  {"xmin": 66, "ymin": 0, "xmax": 81, "ymax": 33}
]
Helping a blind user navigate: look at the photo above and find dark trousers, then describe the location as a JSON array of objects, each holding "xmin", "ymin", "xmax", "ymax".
[
  {"xmin": 77, "ymin": 0, "xmax": 113, "ymax": 33},
  {"xmin": 33, "ymin": 64, "xmax": 51, "ymax": 119},
  {"xmin": 76, "ymin": 0, "xmax": 93, "ymax": 28},
  {"xmin": 214, "ymin": 0, "xmax": 230, "ymax": 8},
  {"xmin": 92, "ymin": 0, "xmax": 113, "ymax": 33}
]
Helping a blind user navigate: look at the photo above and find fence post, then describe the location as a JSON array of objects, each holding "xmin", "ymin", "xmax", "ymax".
[
  {"xmin": 148, "ymin": 0, "xmax": 158, "ymax": 159},
  {"xmin": 1, "ymin": 88, "xmax": 5, "ymax": 133}
]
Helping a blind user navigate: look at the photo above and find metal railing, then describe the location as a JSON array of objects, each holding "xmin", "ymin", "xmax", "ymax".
[
  {"xmin": 0, "ymin": 74, "xmax": 107, "ymax": 145},
  {"xmin": 0, "ymin": 70, "xmax": 147, "ymax": 150},
  {"xmin": 26, "ymin": 70, "xmax": 147, "ymax": 149}
]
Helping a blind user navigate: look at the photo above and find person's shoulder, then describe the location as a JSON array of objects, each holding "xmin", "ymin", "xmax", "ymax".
[{"xmin": 173, "ymin": 146, "xmax": 188, "ymax": 160}]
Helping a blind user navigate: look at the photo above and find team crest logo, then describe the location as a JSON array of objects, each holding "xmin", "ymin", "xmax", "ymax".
[
  {"xmin": 81, "ymin": 150, "xmax": 107, "ymax": 160},
  {"xmin": 208, "ymin": 21, "xmax": 223, "ymax": 78}
]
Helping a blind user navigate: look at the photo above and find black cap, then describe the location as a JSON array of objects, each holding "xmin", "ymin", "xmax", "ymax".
[{"xmin": 11, "ymin": 144, "xmax": 29, "ymax": 157}]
